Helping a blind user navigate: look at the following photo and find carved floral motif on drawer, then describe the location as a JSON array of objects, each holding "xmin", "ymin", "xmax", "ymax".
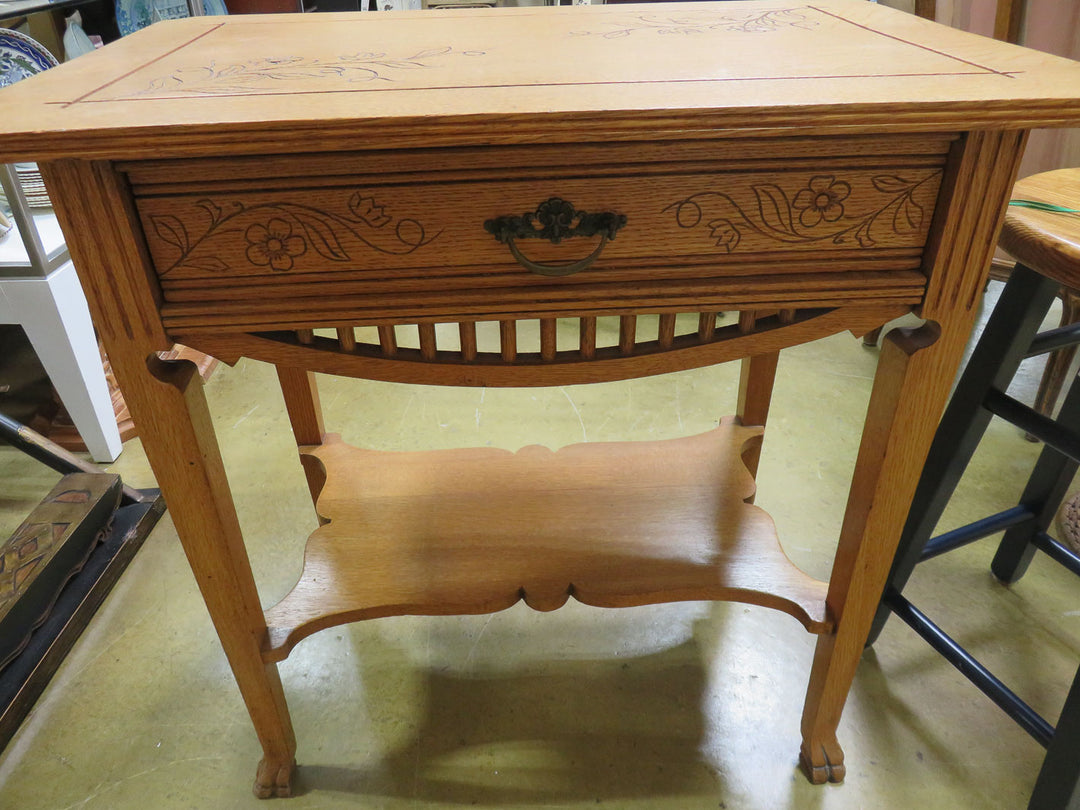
[{"xmin": 139, "ymin": 168, "xmax": 943, "ymax": 278}]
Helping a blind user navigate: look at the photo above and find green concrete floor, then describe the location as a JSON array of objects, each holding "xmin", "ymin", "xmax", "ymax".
[{"xmin": 0, "ymin": 290, "xmax": 1076, "ymax": 809}]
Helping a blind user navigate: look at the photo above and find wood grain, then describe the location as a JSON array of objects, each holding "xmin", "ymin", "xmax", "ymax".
[
  {"xmin": 135, "ymin": 168, "xmax": 945, "ymax": 284},
  {"xmin": 999, "ymin": 168, "xmax": 1080, "ymax": 288},
  {"xmin": 994, "ymin": 0, "xmax": 1023, "ymax": 43},
  {"xmin": 262, "ymin": 423, "xmax": 830, "ymax": 662},
  {"xmin": 40, "ymin": 160, "xmax": 297, "ymax": 798},
  {"xmin": 119, "ymin": 135, "xmax": 959, "ymax": 191},
  {"xmin": 4, "ymin": 4, "xmax": 1080, "ymax": 162},
  {"xmin": 157, "ymin": 271, "xmax": 927, "ymax": 334},
  {"xmin": 736, "ymin": 351, "xmax": 780, "ymax": 481},
  {"xmin": 798, "ymin": 125, "xmax": 1030, "ymax": 786},
  {"xmin": 275, "ymin": 366, "xmax": 326, "ymax": 516},
  {"xmin": 12, "ymin": 2, "xmax": 1076, "ymax": 796},
  {"xmin": 178, "ymin": 305, "xmax": 910, "ymax": 388}
]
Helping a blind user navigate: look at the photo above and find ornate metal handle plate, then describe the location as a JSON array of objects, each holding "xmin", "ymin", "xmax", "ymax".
[{"xmin": 483, "ymin": 197, "xmax": 627, "ymax": 277}]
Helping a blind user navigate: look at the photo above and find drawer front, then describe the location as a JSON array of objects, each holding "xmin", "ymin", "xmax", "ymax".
[
  {"xmin": 140, "ymin": 169, "xmax": 942, "ymax": 280},
  {"xmin": 128, "ymin": 138, "xmax": 951, "ymax": 331}
]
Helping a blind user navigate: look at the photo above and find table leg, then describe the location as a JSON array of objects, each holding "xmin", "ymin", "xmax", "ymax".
[
  {"xmin": 37, "ymin": 347, "xmax": 300, "ymax": 797},
  {"xmin": 798, "ymin": 322, "xmax": 966, "ymax": 783},
  {"xmin": 39, "ymin": 160, "xmax": 297, "ymax": 798},
  {"xmin": 142, "ymin": 357, "xmax": 298, "ymax": 797},
  {"xmin": 798, "ymin": 127, "xmax": 1029, "ymax": 783},
  {"xmin": 736, "ymin": 352, "xmax": 779, "ymax": 482},
  {"xmin": 277, "ymin": 366, "xmax": 327, "ymax": 518}
]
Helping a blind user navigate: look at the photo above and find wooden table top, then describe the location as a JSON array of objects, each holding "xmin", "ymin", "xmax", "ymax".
[{"xmin": 2, "ymin": 1, "xmax": 1080, "ymax": 161}]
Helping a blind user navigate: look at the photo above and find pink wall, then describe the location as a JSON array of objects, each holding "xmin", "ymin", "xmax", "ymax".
[
  {"xmin": 936, "ymin": 0, "xmax": 1079, "ymax": 176},
  {"xmin": 936, "ymin": 0, "xmax": 997, "ymax": 38},
  {"xmin": 1017, "ymin": 0, "xmax": 1080, "ymax": 177}
]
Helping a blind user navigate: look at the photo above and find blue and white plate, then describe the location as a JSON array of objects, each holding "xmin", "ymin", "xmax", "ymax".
[
  {"xmin": 116, "ymin": 0, "xmax": 191, "ymax": 36},
  {"xmin": 202, "ymin": 0, "xmax": 229, "ymax": 15},
  {"xmin": 115, "ymin": 0, "xmax": 154, "ymax": 36},
  {"xmin": 0, "ymin": 28, "xmax": 59, "ymax": 89},
  {"xmin": 0, "ymin": 29, "xmax": 57, "ymax": 227}
]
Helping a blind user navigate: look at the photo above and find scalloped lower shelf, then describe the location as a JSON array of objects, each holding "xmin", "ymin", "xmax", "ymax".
[{"xmin": 261, "ymin": 420, "xmax": 831, "ymax": 662}]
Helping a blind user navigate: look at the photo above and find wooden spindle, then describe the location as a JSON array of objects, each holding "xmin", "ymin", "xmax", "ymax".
[
  {"xmin": 377, "ymin": 325, "xmax": 398, "ymax": 357},
  {"xmin": 336, "ymin": 327, "xmax": 356, "ymax": 352},
  {"xmin": 418, "ymin": 323, "xmax": 437, "ymax": 361},
  {"xmin": 658, "ymin": 313, "xmax": 676, "ymax": 349},
  {"xmin": 579, "ymin": 317, "xmax": 597, "ymax": 360},
  {"xmin": 296, "ymin": 329, "xmax": 314, "ymax": 344},
  {"xmin": 540, "ymin": 318, "xmax": 558, "ymax": 361},
  {"xmin": 500, "ymin": 320, "xmax": 517, "ymax": 362},
  {"xmin": 618, "ymin": 315, "xmax": 637, "ymax": 356},
  {"xmin": 738, "ymin": 311, "xmax": 757, "ymax": 334},
  {"xmin": 698, "ymin": 311, "xmax": 716, "ymax": 342},
  {"xmin": 459, "ymin": 321, "xmax": 477, "ymax": 362},
  {"xmin": 780, "ymin": 308, "xmax": 797, "ymax": 324}
]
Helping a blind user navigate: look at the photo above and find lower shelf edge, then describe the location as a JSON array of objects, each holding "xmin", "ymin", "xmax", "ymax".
[{"xmin": 262, "ymin": 421, "xmax": 831, "ymax": 662}]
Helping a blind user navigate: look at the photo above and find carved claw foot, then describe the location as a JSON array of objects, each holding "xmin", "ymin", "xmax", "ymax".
[
  {"xmin": 253, "ymin": 757, "xmax": 295, "ymax": 799},
  {"xmin": 799, "ymin": 741, "xmax": 846, "ymax": 784}
]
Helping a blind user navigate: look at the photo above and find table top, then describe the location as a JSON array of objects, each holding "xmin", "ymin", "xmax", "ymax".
[{"xmin": 3, "ymin": 1, "xmax": 1080, "ymax": 161}]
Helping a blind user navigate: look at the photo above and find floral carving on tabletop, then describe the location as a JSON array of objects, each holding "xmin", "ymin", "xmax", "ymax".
[
  {"xmin": 136, "ymin": 47, "xmax": 485, "ymax": 96},
  {"xmin": 150, "ymin": 192, "xmax": 439, "ymax": 275},
  {"xmin": 571, "ymin": 8, "xmax": 818, "ymax": 39},
  {"xmin": 665, "ymin": 172, "xmax": 941, "ymax": 253}
]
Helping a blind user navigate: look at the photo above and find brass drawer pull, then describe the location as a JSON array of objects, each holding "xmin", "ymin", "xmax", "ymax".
[{"xmin": 484, "ymin": 197, "xmax": 627, "ymax": 277}]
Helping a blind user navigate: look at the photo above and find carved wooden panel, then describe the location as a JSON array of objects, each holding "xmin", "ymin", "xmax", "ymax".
[
  {"xmin": 0, "ymin": 474, "xmax": 122, "ymax": 671},
  {"xmin": 135, "ymin": 139, "xmax": 948, "ymax": 336},
  {"xmin": 138, "ymin": 167, "xmax": 945, "ymax": 281}
]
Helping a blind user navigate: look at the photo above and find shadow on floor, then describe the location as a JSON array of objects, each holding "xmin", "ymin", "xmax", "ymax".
[{"xmin": 293, "ymin": 637, "xmax": 722, "ymax": 804}]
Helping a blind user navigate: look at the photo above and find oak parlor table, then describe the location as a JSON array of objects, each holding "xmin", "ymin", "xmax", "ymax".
[{"xmin": 2, "ymin": 1, "xmax": 1079, "ymax": 798}]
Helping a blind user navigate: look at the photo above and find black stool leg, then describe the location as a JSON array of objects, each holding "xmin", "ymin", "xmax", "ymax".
[
  {"xmin": 867, "ymin": 264, "xmax": 1061, "ymax": 645},
  {"xmin": 992, "ymin": 370, "xmax": 1080, "ymax": 583},
  {"xmin": 1028, "ymin": 662, "xmax": 1080, "ymax": 810}
]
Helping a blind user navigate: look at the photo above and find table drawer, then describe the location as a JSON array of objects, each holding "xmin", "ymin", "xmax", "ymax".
[{"xmin": 127, "ymin": 138, "xmax": 951, "ymax": 331}]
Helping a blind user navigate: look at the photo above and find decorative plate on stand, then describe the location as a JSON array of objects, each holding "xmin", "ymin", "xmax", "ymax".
[
  {"xmin": 0, "ymin": 30, "xmax": 57, "ymax": 233},
  {"xmin": 114, "ymin": 0, "xmax": 155, "ymax": 36},
  {"xmin": 0, "ymin": 29, "xmax": 58, "ymax": 89}
]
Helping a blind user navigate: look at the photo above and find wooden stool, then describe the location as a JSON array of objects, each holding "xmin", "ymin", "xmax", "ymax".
[
  {"xmin": 867, "ymin": 168, "xmax": 1080, "ymax": 810},
  {"xmin": 999, "ymin": 170, "xmax": 1080, "ymax": 418}
]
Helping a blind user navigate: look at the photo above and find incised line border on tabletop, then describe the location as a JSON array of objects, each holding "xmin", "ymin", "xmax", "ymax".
[{"xmin": 57, "ymin": 6, "xmax": 1012, "ymax": 104}]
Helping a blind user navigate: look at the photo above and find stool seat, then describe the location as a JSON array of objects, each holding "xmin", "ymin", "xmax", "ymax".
[{"xmin": 1000, "ymin": 168, "xmax": 1080, "ymax": 289}]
